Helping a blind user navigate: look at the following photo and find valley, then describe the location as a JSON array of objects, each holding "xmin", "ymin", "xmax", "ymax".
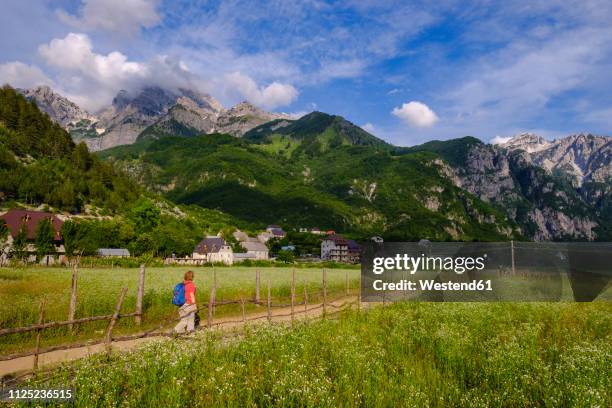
[{"xmin": 2, "ymin": 84, "xmax": 611, "ymax": 246}]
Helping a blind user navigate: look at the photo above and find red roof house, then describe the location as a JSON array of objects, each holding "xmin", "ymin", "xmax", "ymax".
[{"xmin": 0, "ymin": 209, "xmax": 63, "ymax": 241}]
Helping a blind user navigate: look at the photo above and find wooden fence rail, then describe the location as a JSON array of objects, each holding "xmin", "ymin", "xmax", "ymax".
[{"xmin": 0, "ymin": 264, "xmax": 360, "ymax": 375}]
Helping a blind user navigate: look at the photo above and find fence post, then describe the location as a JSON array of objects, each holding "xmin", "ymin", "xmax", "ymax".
[
  {"xmin": 511, "ymin": 240, "xmax": 516, "ymax": 274},
  {"xmin": 359, "ymin": 269, "xmax": 362, "ymax": 311},
  {"xmin": 240, "ymin": 296, "xmax": 246, "ymax": 324},
  {"xmin": 207, "ymin": 285, "xmax": 215, "ymax": 329},
  {"xmin": 267, "ymin": 280, "xmax": 271, "ymax": 323},
  {"xmin": 68, "ymin": 263, "xmax": 78, "ymax": 333},
  {"xmin": 345, "ymin": 269, "xmax": 349, "ymax": 296},
  {"xmin": 105, "ymin": 287, "xmax": 128, "ymax": 354},
  {"xmin": 255, "ymin": 269, "xmax": 261, "ymax": 306},
  {"xmin": 291, "ymin": 268, "xmax": 296, "ymax": 324},
  {"xmin": 322, "ymin": 268, "xmax": 327, "ymax": 318},
  {"xmin": 33, "ymin": 302, "xmax": 45, "ymax": 371},
  {"xmin": 212, "ymin": 268, "xmax": 217, "ymax": 315},
  {"xmin": 135, "ymin": 264, "xmax": 145, "ymax": 325},
  {"xmin": 303, "ymin": 286, "xmax": 308, "ymax": 316}
]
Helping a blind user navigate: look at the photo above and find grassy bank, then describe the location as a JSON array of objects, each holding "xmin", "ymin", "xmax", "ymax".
[
  {"xmin": 27, "ymin": 302, "xmax": 611, "ymax": 407},
  {"xmin": 0, "ymin": 266, "xmax": 359, "ymax": 355}
]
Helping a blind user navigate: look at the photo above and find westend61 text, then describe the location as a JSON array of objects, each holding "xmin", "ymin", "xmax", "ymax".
[{"xmin": 372, "ymin": 279, "xmax": 493, "ymax": 292}]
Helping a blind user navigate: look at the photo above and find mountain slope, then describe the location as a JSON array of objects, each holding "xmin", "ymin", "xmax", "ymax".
[
  {"xmin": 500, "ymin": 133, "xmax": 611, "ymax": 186},
  {"xmin": 214, "ymin": 101, "xmax": 289, "ymax": 137},
  {"xmin": 102, "ymin": 130, "xmax": 519, "ymax": 241},
  {"xmin": 0, "ymin": 86, "xmax": 138, "ymax": 213},
  {"xmin": 405, "ymin": 136, "xmax": 610, "ymax": 240},
  {"xmin": 19, "ymin": 85, "xmax": 95, "ymax": 127},
  {"xmin": 243, "ymin": 111, "xmax": 392, "ymax": 157}
]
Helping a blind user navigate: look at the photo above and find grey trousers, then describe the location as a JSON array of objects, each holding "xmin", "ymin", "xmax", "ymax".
[{"xmin": 174, "ymin": 303, "xmax": 197, "ymax": 333}]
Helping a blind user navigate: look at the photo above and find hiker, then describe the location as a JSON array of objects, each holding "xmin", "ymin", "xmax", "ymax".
[{"xmin": 173, "ymin": 270, "xmax": 197, "ymax": 333}]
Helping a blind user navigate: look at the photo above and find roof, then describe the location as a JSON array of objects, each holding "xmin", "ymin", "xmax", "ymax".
[
  {"xmin": 270, "ymin": 228, "xmax": 286, "ymax": 237},
  {"xmin": 232, "ymin": 230, "xmax": 248, "ymax": 242},
  {"xmin": 242, "ymin": 241, "xmax": 268, "ymax": 252},
  {"xmin": 267, "ymin": 224, "xmax": 281, "ymax": 229},
  {"xmin": 0, "ymin": 209, "xmax": 63, "ymax": 241},
  {"xmin": 194, "ymin": 237, "xmax": 227, "ymax": 254},
  {"xmin": 347, "ymin": 240, "xmax": 361, "ymax": 252},
  {"xmin": 324, "ymin": 234, "xmax": 348, "ymax": 245},
  {"xmin": 97, "ymin": 248, "xmax": 130, "ymax": 256}
]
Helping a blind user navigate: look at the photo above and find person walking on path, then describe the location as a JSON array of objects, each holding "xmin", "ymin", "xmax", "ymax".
[{"xmin": 174, "ymin": 271, "xmax": 197, "ymax": 333}]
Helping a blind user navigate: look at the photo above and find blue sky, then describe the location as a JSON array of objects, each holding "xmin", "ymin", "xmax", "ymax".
[{"xmin": 1, "ymin": 0, "xmax": 611, "ymax": 145}]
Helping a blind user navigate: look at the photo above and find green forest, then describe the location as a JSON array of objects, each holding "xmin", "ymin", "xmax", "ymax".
[
  {"xmin": 0, "ymin": 86, "xmax": 238, "ymax": 258},
  {"xmin": 0, "ymin": 86, "xmax": 137, "ymax": 213}
]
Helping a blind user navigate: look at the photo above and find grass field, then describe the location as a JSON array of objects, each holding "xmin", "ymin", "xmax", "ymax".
[
  {"xmin": 0, "ymin": 266, "xmax": 360, "ymax": 355},
  {"xmin": 26, "ymin": 302, "xmax": 612, "ymax": 407}
]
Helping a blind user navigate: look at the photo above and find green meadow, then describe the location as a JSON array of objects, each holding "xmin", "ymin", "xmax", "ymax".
[
  {"xmin": 0, "ymin": 266, "xmax": 360, "ymax": 355},
  {"xmin": 27, "ymin": 302, "xmax": 612, "ymax": 407}
]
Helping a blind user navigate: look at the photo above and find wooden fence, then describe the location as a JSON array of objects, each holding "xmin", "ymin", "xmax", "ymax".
[{"xmin": 0, "ymin": 265, "xmax": 359, "ymax": 374}]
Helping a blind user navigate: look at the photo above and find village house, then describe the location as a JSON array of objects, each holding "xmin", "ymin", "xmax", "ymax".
[
  {"xmin": 0, "ymin": 209, "xmax": 65, "ymax": 265},
  {"xmin": 241, "ymin": 241, "xmax": 269, "ymax": 260},
  {"xmin": 232, "ymin": 229, "xmax": 249, "ymax": 242},
  {"xmin": 97, "ymin": 248, "xmax": 130, "ymax": 257},
  {"xmin": 192, "ymin": 236, "xmax": 234, "ymax": 265},
  {"xmin": 299, "ymin": 227, "xmax": 326, "ymax": 235},
  {"xmin": 233, "ymin": 252, "xmax": 257, "ymax": 262},
  {"xmin": 258, "ymin": 225, "xmax": 287, "ymax": 242},
  {"xmin": 347, "ymin": 239, "xmax": 362, "ymax": 264},
  {"xmin": 321, "ymin": 234, "xmax": 361, "ymax": 264}
]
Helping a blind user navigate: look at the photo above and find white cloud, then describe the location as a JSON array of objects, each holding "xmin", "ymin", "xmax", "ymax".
[
  {"xmin": 39, "ymin": 33, "xmax": 148, "ymax": 81},
  {"xmin": 392, "ymin": 101, "xmax": 439, "ymax": 128},
  {"xmin": 57, "ymin": 0, "xmax": 160, "ymax": 36},
  {"xmin": 361, "ymin": 122, "xmax": 376, "ymax": 133},
  {"xmin": 223, "ymin": 72, "xmax": 298, "ymax": 109},
  {"xmin": 490, "ymin": 136, "xmax": 512, "ymax": 145},
  {"xmin": 0, "ymin": 62, "xmax": 54, "ymax": 89},
  {"xmin": 34, "ymin": 33, "xmax": 201, "ymax": 111}
]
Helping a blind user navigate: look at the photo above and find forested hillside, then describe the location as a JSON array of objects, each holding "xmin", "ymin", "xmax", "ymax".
[
  {"xmin": 103, "ymin": 113, "xmax": 520, "ymax": 241},
  {"xmin": 0, "ymin": 86, "xmax": 137, "ymax": 213},
  {"xmin": 0, "ymin": 86, "xmax": 239, "ymax": 257}
]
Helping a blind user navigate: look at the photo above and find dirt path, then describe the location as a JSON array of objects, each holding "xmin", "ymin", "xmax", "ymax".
[{"xmin": 0, "ymin": 296, "xmax": 360, "ymax": 378}]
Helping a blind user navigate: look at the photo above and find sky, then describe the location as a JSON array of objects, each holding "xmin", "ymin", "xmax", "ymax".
[{"xmin": 0, "ymin": 0, "xmax": 611, "ymax": 146}]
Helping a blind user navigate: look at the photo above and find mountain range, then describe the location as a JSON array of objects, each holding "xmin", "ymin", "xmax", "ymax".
[
  {"xmin": 12, "ymin": 84, "xmax": 612, "ymax": 242},
  {"xmin": 19, "ymin": 85, "xmax": 289, "ymax": 151}
]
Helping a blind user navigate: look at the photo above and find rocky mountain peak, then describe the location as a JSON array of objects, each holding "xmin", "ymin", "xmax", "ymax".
[
  {"xmin": 178, "ymin": 88, "xmax": 223, "ymax": 113},
  {"xmin": 499, "ymin": 132, "xmax": 611, "ymax": 187},
  {"xmin": 227, "ymin": 101, "xmax": 265, "ymax": 115},
  {"xmin": 20, "ymin": 85, "xmax": 94, "ymax": 127},
  {"xmin": 112, "ymin": 90, "xmax": 131, "ymax": 110},
  {"xmin": 213, "ymin": 101, "xmax": 290, "ymax": 137},
  {"xmin": 500, "ymin": 132, "xmax": 551, "ymax": 153}
]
